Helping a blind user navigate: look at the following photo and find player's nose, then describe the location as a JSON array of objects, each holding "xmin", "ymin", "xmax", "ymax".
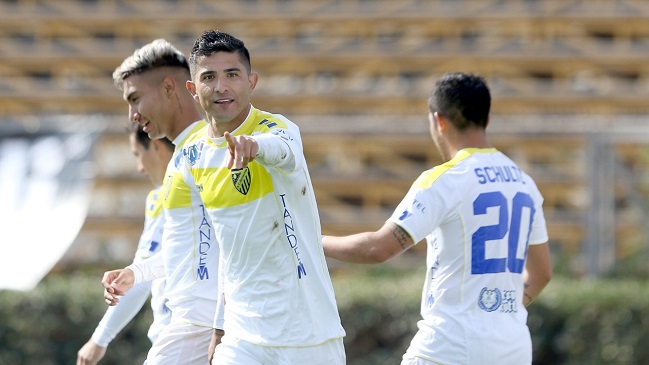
[{"xmin": 129, "ymin": 107, "xmax": 141, "ymax": 124}]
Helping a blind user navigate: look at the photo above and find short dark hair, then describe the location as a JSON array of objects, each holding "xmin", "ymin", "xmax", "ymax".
[
  {"xmin": 189, "ymin": 30, "xmax": 251, "ymax": 78},
  {"xmin": 113, "ymin": 39, "xmax": 189, "ymax": 89},
  {"xmin": 130, "ymin": 123, "xmax": 174, "ymax": 151},
  {"xmin": 428, "ymin": 73, "xmax": 491, "ymax": 130}
]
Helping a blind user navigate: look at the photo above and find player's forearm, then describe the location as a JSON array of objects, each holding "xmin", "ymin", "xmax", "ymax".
[
  {"xmin": 127, "ymin": 252, "xmax": 166, "ymax": 284},
  {"xmin": 522, "ymin": 243, "xmax": 553, "ymax": 306},
  {"xmin": 523, "ymin": 268, "xmax": 552, "ymax": 306},
  {"xmin": 322, "ymin": 233, "xmax": 390, "ymax": 264},
  {"xmin": 91, "ymin": 281, "xmax": 152, "ymax": 346},
  {"xmin": 523, "ymin": 279, "xmax": 547, "ymax": 307},
  {"xmin": 253, "ymin": 133, "xmax": 296, "ymax": 172}
]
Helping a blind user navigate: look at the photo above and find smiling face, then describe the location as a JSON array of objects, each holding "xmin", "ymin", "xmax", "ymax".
[
  {"xmin": 122, "ymin": 71, "xmax": 172, "ymax": 140},
  {"xmin": 186, "ymin": 51, "xmax": 258, "ymax": 136}
]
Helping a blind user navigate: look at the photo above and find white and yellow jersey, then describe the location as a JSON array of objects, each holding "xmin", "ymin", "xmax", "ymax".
[
  {"xmin": 93, "ymin": 187, "xmax": 169, "ymax": 346},
  {"xmin": 179, "ymin": 107, "xmax": 345, "ymax": 347},
  {"xmin": 159, "ymin": 120, "xmax": 220, "ymax": 328},
  {"xmin": 134, "ymin": 187, "xmax": 164, "ymax": 260},
  {"xmin": 388, "ymin": 148, "xmax": 548, "ymax": 364},
  {"xmin": 138, "ymin": 187, "xmax": 169, "ymax": 343}
]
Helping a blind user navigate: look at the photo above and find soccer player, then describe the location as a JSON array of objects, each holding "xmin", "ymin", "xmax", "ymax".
[
  {"xmin": 176, "ymin": 30, "xmax": 346, "ymax": 364},
  {"xmin": 76, "ymin": 125, "xmax": 173, "ymax": 365},
  {"xmin": 101, "ymin": 39, "xmax": 222, "ymax": 365},
  {"xmin": 322, "ymin": 73, "xmax": 553, "ymax": 365}
]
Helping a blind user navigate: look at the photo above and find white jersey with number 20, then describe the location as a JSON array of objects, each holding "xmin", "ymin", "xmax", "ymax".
[{"xmin": 388, "ymin": 148, "xmax": 548, "ymax": 365}]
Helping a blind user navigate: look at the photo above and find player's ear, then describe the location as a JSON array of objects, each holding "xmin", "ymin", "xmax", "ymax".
[
  {"xmin": 162, "ymin": 75, "xmax": 176, "ymax": 95},
  {"xmin": 434, "ymin": 112, "xmax": 447, "ymax": 132},
  {"xmin": 248, "ymin": 71, "xmax": 259, "ymax": 93},
  {"xmin": 186, "ymin": 80, "xmax": 199, "ymax": 102}
]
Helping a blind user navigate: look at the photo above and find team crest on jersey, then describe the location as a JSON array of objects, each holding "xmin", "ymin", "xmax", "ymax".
[
  {"xmin": 231, "ymin": 167, "xmax": 251, "ymax": 195},
  {"xmin": 478, "ymin": 287, "xmax": 502, "ymax": 312},
  {"xmin": 184, "ymin": 141, "xmax": 204, "ymax": 166}
]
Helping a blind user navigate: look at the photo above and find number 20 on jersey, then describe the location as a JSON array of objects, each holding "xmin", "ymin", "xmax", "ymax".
[{"xmin": 472, "ymin": 191, "xmax": 535, "ymax": 275}]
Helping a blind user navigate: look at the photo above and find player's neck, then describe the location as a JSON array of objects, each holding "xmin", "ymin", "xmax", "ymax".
[
  {"xmin": 167, "ymin": 112, "xmax": 202, "ymax": 141},
  {"xmin": 449, "ymin": 131, "xmax": 491, "ymax": 155},
  {"xmin": 207, "ymin": 105, "xmax": 251, "ymax": 138}
]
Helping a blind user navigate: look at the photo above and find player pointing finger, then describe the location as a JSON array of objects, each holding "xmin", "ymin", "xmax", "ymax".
[{"xmin": 224, "ymin": 131, "xmax": 258, "ymax": 170}]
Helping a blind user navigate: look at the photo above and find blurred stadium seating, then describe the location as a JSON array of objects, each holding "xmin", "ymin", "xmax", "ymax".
[{"xmin": 1, "ymin": 0, "xmax": 649, "ymax": 276}]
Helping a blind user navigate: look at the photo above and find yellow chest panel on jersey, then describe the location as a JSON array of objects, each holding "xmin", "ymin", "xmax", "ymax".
[{"xmin": 191, "ymin": 160, "xmax": 274, "ymax": 210}]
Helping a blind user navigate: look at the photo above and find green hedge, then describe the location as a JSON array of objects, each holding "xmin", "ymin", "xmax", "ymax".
[
  {"xmin": 2, "ymin": 268, "xmax": 649, "ymax": 364},
  {"xmin": 529, "ymin": 278, "xmax": 649, "ymax": 365},
  {"xmin": 0, "ymin": 272, "xmax": 151, "ymax": 365}
]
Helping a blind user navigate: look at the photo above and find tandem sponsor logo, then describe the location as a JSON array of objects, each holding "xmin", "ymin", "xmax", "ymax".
[
  {"xmin": 197, "ymin": 204, "xmax": 212, "ymax": 280},
  {"xmin": 280, "ymin": 194, "xmax": 307, "ymax": 279}
]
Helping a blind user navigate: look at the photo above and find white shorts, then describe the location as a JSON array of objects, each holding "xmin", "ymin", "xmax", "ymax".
[
  {"xmin": 144, "ymin": 321, "xmax": 213, "ymax": 365},
  {"xmin": 211, "ymin": 336, "xmax": 345, "ymax": 365}
]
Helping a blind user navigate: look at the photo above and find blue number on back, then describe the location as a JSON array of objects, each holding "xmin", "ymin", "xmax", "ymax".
[{"xmin": 471, "ymin": 192, "xmax": 535, "ymax": 275}]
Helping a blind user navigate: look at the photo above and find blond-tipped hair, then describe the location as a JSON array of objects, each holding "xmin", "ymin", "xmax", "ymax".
[{"xmin": 112, "ymin": 38, "xmax": 189, "ymax": 89}]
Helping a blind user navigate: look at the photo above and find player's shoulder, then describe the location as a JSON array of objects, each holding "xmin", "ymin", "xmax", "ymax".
[
  {"xmin": 184, "ymin": 124, "xmax": 210, "ymax": 145},
  {"xmin": 412, "ymin": 149, "xmax": 480, "ymax": 189},
  {"xmin": 174, "ymin": 125, "xmax": 212, "ymax": 168},
  {"xmin": 145, "ymin": 187, "xmax": 164, "ymax": 218},
  {"xmin": 250, "ymin": 107, "xmax": 295, "ymax": 132},
  {"xmin": 146, "ymin": 186, "xmax": 162, "ymax": 201}
]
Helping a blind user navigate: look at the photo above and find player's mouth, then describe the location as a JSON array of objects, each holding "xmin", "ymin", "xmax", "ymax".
[{"xmin": 214, "ymin": 98, "xmax": 233, "ymax": 104}]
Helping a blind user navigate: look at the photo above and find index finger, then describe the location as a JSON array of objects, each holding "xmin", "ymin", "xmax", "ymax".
[
  {"xmin": 224, "ymin": 131, "xmax": 235, "ymax": 150},
  {"xmin": 224, "ymin": 131, "xmax": 243, "ymax": 169}
]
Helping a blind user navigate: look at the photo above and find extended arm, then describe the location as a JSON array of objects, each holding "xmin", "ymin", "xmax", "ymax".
[
  {"xmin": 225, "ymin": 131, "xmax": 296, "ymax": 172},
  {"xmin": 127, "ymin": 251, "xmax": 166, "ymax": 283},
  {"xmin": 523, "ymin": 242, "xmax": 552, "ymax": 306},
  {"xmin": 76, "ymin": 340, "xmax": 106, "ymax": 365},
  {"xmin": 77, "ymin": 281, "xmax": 152, "ymax": 364},
  {"xmin": 322, "ymin": 222, "xmax": 416, "ymax": 264},
  {"xmin": 102, "ymin": 253, "xmax": 165, "ymax": 306}
]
